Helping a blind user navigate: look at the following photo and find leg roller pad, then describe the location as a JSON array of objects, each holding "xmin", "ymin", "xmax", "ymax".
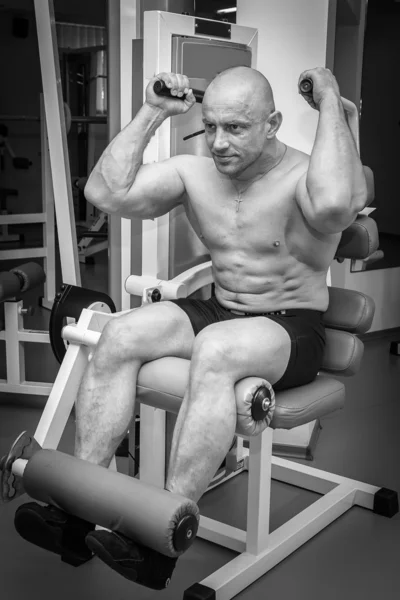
[
  {"xmin": 373, "ymin": 488, "xmax": 399, "ymax": 518},
  {"xmin": 183, "ymin": 583, "xmax": 216, "ymax": 599}
]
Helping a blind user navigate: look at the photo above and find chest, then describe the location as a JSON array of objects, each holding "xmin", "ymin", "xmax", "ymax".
[{"xmin": 184, "ymin": 175, "xmax": 297, "ymax": 252}]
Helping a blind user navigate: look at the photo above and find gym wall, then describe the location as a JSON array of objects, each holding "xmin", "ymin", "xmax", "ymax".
[{"xmin": 237, "ymin": 0, "xmax": 333, "ymax": 155}]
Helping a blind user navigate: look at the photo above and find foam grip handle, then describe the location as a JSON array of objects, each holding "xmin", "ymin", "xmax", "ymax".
[
  {"xmin": 23, "ymin": 450, "xmax": 200, "ymax": 557},
  {"xmin": 153, "ymin": 80, "xmax": 204, "ymax": 103},
  {"xmin": 11, "ymin": 262, "xmax": 45, "ymax": 293},
  {"xmin": 153, "ymin": 79, "xmax": 175, "ymax": 98},
  {"xmin": 234, "ymin": 378, "xmax": 275, "ymax": 436}
]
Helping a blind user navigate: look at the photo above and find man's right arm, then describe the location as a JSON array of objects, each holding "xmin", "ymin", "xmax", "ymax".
[{"xmin": 84, "ymin": 73, "xmax": 196, "ymax": 220}]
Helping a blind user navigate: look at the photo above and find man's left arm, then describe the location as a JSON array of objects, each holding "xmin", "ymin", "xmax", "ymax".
[{"xmin": 295, "ymin": 68, "xmax": 368, "ymax": 234}]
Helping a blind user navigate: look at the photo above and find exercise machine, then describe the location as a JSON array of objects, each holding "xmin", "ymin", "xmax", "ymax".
[
  {"xmin": 0, "ymin": 262, "xmax": 51, "ymax": 395},
  {"xmin": 0, "ymin": 207, "xmax": 397, "ymax": 600}
]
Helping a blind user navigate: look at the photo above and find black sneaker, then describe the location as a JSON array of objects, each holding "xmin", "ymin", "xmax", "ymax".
[
  {"xmin": 85, "ymin": 530, "xmax": 178, "ymax": 590},
  {"xmin": 14, "ymin": 502, "xmax": 94, "ymax": 566}
]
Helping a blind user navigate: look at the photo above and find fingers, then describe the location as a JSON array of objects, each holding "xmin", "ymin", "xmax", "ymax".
[
  {"xmin": 184, "ymin": 88, "xmax": 196, "ymax": 106},
  {"xmin": 155, "ymin": 72, "xmax": 191, "ymax": 98}
]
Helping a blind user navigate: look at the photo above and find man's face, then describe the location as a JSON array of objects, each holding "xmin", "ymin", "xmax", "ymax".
[{"xmin": 202, "ymin": 94, "xmax": 268, "ymax": 177}]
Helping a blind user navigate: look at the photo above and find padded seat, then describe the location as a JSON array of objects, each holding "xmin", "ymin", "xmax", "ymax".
[{"xmin": 137, "ymin": 359, "xmax": 346, "ymax": 430}]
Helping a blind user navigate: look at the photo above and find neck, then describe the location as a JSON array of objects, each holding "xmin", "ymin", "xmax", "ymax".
[{"xmin": 233, "ymin": 139, "xmax": 285, "ymax": 184}]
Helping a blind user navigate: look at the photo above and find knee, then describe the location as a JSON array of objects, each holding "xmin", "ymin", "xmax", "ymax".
[
  {"xmin": 93, "ymin": 315, "xmax": 145, "ymax": 368},
  {"xmin": 191, "ymin": 329, "xmax": 233, "ymax": 376}
]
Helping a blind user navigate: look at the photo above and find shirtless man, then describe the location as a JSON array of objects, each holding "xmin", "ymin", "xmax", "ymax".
[{"xmin": 15, "ymin": 66, "xmax": 368, "ymax": 589}]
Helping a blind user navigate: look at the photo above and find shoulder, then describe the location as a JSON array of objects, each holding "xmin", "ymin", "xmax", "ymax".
[
  {"xmin": 285, "ymin": 146, "xmax": 310, "ymax": 177},
  {"xmin": 172, "ymin": 154, "xmax": 214, "ymax": 175}
]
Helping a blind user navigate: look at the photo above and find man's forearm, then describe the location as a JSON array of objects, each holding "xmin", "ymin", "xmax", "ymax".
[
  {"xmin": 85, "ymin": 103, "xmax": 167, "ymax": 206},
  {"xmin": 306, "ymin": 93, "xmax": 367, "ymax": 213}
]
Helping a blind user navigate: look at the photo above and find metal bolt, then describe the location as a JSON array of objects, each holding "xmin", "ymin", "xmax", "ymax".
[{"xmin": 262, "ymin": 398, "xmax": 271, "ymax": 412}]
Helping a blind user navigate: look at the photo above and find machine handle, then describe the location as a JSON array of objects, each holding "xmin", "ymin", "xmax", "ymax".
[
  {"xmin": 153, "ymin": 80, "xmax": 204, "ymax": 104},
  {"xmin": 298, "ymin": 77, "xmax": 360, "ymax": 151},
  {"xmin": 299, "ymin": 78, "xmax": 313, "ymax": 94}
]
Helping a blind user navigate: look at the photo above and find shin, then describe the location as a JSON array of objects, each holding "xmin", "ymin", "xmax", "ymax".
[
  {"xmin": 166, "ymin": 336, "xmax": 237, "ymax": 503},
  {"xmin": 74, "ymin": 317, "xmax": 143, "ymax": 467}
]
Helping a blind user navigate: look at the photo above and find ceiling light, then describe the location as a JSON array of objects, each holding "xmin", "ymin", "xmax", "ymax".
[{"xmin": 216, "ymin": 7, "xmax": 237, "ymax": 14}]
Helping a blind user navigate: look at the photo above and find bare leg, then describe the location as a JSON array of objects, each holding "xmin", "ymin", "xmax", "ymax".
[
  {"xmin": 166, "ymin": 372, "xmax": 237, "ymax": 503},
  {"xmin": 166, "ymin": 318, "xmax": 291, "ymax": 503},
  {"xmin": 74, "ymin": 302, "xmax": 194, "ymax": 467}
]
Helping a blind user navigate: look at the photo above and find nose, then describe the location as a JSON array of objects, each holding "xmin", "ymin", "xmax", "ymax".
[{"xmin": 211, "ymin": 128, "xmax": 230, "ymax": 153}]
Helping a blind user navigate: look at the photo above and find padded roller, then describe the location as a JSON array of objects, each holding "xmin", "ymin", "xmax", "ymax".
[
  {"xmin": 0, "ymin": 272, "xmax": 21, "ymax": 302},
  {"xmin": 23, "ymin": 450, "xmax": 199, "ymax": 558},
  {"xmin": 11, "ymin": 262, "xmax": 45, "ymax": 293},
  {"xmin": 0, "ymin": 262, "xmax": 45, "ymax": 301}
]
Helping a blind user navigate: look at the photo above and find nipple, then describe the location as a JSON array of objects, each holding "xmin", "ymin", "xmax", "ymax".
[{"xmin": 273, "ymin": 240, "xmax": 280, "ymax": 247}]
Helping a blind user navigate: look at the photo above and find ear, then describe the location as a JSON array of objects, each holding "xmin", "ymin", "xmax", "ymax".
[{"xmin": 266, "ymin": 110, "xmax": 283, "ymax": 138}]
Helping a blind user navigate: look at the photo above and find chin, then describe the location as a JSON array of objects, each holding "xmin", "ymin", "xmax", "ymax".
[{"xmin": 213, "ymin": 161, "xmax": 242, "ymax": 177}]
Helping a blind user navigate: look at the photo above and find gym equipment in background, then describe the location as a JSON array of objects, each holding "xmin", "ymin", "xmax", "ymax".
[
  {"xmin": 0, "ymin": 98, "xmax": 56, "ymax": 309},
  {"xmin": 0, "ymin": 261, "xmax": 115, "ymax": 396},
  {"xmin": 0, "ymin": 262, "xmax": 51, "ymax": 395},
  {"xmin": 73, "ymin": 177, "xmax": 108, "ymax": 264}
]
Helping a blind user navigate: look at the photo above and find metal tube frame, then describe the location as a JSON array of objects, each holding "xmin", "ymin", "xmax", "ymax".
[
  {"xmin": 0, "ymin": 300, "xmax": 51, "ymax": 396},
  {"xmin": 33, "ymin": 0, "xmax": 81, "ymax": 287}
]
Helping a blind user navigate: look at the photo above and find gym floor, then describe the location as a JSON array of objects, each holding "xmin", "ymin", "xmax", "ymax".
[{"xmin": 0, "ymin": 247, "xmax": 399, "ymax": 600}]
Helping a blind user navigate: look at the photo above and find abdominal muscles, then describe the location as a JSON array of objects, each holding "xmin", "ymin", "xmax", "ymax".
[{"xmin": 211, "ymin": 246, "xmax": 329, "ymax": 312}]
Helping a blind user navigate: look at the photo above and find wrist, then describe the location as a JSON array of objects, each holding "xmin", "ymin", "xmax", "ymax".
[
  {"xmin": 319, "ymin": 90, "xmax": 342, "ymax": 110},
  {"xmin": 143, "ymin": 101, "xmax": 170, "ymax": 123}
]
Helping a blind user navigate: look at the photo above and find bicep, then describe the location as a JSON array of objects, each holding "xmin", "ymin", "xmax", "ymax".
[{"xmin": 120, "ymin": 155, "xmax": 188, "ymax": 220}]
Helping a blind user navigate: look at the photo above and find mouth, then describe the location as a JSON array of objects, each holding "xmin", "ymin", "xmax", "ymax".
[{"xmin": 213, "ymin": 155, "xmax": 235, "ymax": 162}]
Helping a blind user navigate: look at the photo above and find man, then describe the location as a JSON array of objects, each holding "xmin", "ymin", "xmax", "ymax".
[{"xmin": 15, "ymin": 66, "xmax": 368, "ymax": 589}]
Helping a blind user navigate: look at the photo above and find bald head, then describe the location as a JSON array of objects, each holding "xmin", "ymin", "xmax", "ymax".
[
  {"xmin": 201, "ymin": 67, "xmax": 282, "ymax": 178},
  {"xmin": 203, "ymin": 67, "xmax": 275, "ymax": 120}
]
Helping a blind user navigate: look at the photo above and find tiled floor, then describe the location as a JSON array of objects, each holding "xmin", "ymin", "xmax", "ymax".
[{"xmin": 0, "ymin": 249, "xmax": 399, "ymax": 599}]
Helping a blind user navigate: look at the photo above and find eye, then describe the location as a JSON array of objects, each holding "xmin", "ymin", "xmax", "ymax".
[
  {"xmin": 228, "ymin": 124, "xmax": 241, "ymax": 132},
  {"xmin": 204, "ymin": 123, "xmax": 215, "ymax": 132}
]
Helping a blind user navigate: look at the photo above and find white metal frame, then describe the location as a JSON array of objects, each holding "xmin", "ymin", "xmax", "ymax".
[
  {"xmin": 0, "ymin": 300, "xmax": 51, "ymax": 396},
  {"xmin": 33, "ymin": 0, "xmax": 81, "ymax": 288},
  {"xmin": 11, "ymin": 264, "xmax": 385, "ymax": 599}
]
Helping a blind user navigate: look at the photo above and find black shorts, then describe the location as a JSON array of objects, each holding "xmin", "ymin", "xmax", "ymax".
[{"xmin": 170, "ymin": 295, "xmax": 326, "ymax": 391}]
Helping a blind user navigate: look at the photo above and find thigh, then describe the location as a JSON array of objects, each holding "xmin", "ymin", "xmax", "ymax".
[
  {"xmin": 101, "ymin": 301, "xmax": 196, "ymax": 362},
  {"xmin": 194, "ymin": 317, "xmax": 292, "ymax": 387}
]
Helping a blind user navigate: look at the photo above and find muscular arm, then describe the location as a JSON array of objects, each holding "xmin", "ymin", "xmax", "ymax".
[
  {"xmin": 296, "ymin": 90, "xmax": 368, "ymax": 234},
  {"xmin": 85, "ymin": 69, "xmax": 198, "ymax": 219},
  {"xmin": 84, "ymin": 103, "xmax": 186, "ymax": 220}
]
